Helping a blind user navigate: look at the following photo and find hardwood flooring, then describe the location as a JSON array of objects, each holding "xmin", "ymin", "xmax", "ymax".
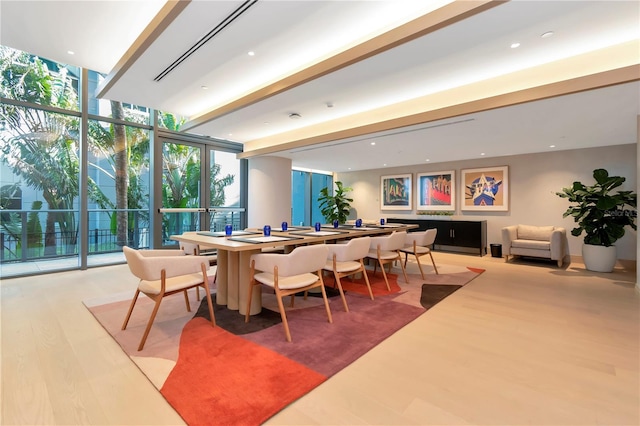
[{"xmin": 1, "ymin": 253, "xmax": 638, "ymax": 425}]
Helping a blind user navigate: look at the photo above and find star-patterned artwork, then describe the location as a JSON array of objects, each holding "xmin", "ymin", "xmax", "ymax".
[{"xmin": 461, "ymin": 166, "xmax": 509, "ymax": 211}]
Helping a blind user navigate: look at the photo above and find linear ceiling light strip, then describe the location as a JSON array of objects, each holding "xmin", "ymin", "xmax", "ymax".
[{"xmin": 154, "ymin": 0, "xmax": 258, "ymax": 82}]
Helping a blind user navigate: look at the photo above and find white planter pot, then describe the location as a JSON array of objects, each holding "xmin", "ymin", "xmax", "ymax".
[{"xmin": 582, "ymin": 244, "xmax": 617, "ymax": 272}]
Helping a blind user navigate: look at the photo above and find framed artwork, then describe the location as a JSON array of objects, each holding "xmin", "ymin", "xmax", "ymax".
[
  {"xmin": 381, "ymin": 174, "xmax": 412, "ymax": 210},
  {"xmin": 461, "ymin": 166, "xmax": 509, "ymax": 211},
  {"xmin": 416, "ymin": 171, "xmax": 455, "ymax": 211}
]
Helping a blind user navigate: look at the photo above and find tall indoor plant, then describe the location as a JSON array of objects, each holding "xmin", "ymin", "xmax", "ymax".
[
  {"xmin": 318, "ymin": 181, "xmax": 353, "ymax": 224},
  {"xmin": 556, "ymin": 168, "xmax": 637, "ymax": 272}
]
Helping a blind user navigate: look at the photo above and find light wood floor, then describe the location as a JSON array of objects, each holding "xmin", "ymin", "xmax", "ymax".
[{"xmin": 1, "ymin": 253, "xmax": 638, "ymax": 425}]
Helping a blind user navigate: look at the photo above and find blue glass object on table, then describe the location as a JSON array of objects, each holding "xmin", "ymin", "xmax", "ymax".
[
  {"xmin": 380, "ymin": 218, "xmax": 385, "ymax": 225},
  {"xmin": 225, "ymin": 224, "xmax": 233, "ymax": 236},
  {"xmin": 281, "ymin": 221, "xmax": 288, "ymax": 231},
  {"xmin": 263, "ymin": 225, "xmax": 271, "ymax": 236},
  {"xmin": 315, "ymin": 222, "xmax": 321, "ymax": 232},
  {"xmin": 333, "ymin": 219, "xmax": 339, "ymax": 228},
  {"xmin": 355, "ymin": 218, "xmax": 363, "ymax": 227}
]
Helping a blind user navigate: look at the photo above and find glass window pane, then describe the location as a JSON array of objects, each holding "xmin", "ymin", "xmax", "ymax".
[
  {"xmin": 87, "ymin": 71, "xmax": 150, "ymax": 125},
  {"xmin": 87, "ymin": 119, "xmax": 150, "ymax": 263},
  {"xmin": 1, "ymin": 45, "xmax": 80, "ymax": 111},
  {"xmin": 0, "ymin": 107, "xmax": 80, "ymax": 275},
  {"xmin": 157, "ymin": 110, "xmax": 188, "ymax": 131},
  {"xmin": 292, "ymin": 170, "xmax": 310, "ymax": 226},
  {"xmin": 312, "ymin": 173, "xmax": 332, "ymax": 225}
]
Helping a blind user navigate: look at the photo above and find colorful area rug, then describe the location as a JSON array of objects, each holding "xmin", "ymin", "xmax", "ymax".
[{"xmin": 84, "ymin": 264, "xmax": 483, "ymax": 425}]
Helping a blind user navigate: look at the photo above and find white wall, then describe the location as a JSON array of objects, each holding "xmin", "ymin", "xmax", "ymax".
[
  {"xmin": 337, "ymin": 144, "xmax": 637, "ymax": 261},
  {"xmin": 248, "ymin": 156, "xmax": 292, "ymax": 229}
]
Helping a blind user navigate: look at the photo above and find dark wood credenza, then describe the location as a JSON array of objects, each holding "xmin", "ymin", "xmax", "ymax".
[{"xmin": 387, "ymin": 218, "xmax": 487, "ymax": 256}]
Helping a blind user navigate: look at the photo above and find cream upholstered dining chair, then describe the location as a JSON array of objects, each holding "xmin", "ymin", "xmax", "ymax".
[
  {"xmin": 122, "ymin": 246, "xmax": 216, "ymax": 351},
  {"xmin": 179, "ymin": 241, "xmax": 218, "ymax": 301},
  {"xmin": 246, "ymin": 244, "xmax": 332, "ymax": 342},
  {"xmin": 323, "ymin": 236, "xmax": 373, "ymax": 312},
  {"xmin": 400, "ymin": 229, "xmax": 439, "ymax": 279},
  {"xmin": 365, "ymin": 231, "xmax": 409, "ymax": 290}
]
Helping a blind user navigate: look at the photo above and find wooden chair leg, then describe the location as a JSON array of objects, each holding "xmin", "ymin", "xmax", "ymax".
[
  {"xmin": 414, "ymin": 253, "xmax": 426, "ymax": 280},
  {"xmin": 196, "ymin": 286, "xmax": 201, "ymax": 301},
  {"xmin": 183, "ymin": 290, "xmax": 191, "ymax": 312},
  {"xmin": 378, "ymin": 260, "xmax": 391, "ymax": 291},
  {"xmin": 361, "ymin": 264, "xmax": 374, "ymax": 300},
  {"xmin": 429, "ymin": 252, "xmax": 439, "ymax": 274},
  {"xmin": 122, "ymin": 289, "xmax": 141, "ymax": 330},
  {"xmin": 318, "ymin": 276, "xmax": 333, "ymax": 324},
  {"xmin": 245, "ymin": 281, "xmax": 255, "ymax": 324},
  {"xmin": 397, "ymin": 253, "xmax": 409, "ymax": 284},
  {"xmin": 138, "ymin": 295, "xmax": 163, "ymax": 351},
  {"xmin": 201, "ymin": 264, "xmax": 215, "ymax": 327},
  {"xmin": 333, "ymin": 273, "xmax": 349, "ymax": 312},
  {"xmin": 275, "ymin": 293, "xmax": 293, "ymax": 342}
]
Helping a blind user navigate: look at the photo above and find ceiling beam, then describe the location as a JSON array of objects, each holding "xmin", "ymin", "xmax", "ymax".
[
  {"xmin": 237, "ymin": 62, "xmax": 640, "ymax": 159},
  {"xmin": 180, "ymin": 0, "xmax": 507, "ymax": 132},
  {"xmin": 96, "ymin": 0, "xmax": 190, "ymax": 99}
]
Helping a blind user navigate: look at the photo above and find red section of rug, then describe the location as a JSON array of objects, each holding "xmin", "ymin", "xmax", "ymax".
[
  {"xmin": 161, "ymin": 317, "xmax": 325, "ymax": 426},
  {"xmin": 467, "ymin": 267, "xmax": 486, "ymax": 274}
]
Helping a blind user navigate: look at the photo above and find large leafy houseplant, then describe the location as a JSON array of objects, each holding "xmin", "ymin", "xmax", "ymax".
[
  {"xmin": 556, "ymin": 168, "xmax": 637, "ymax": 247},
  {"xmin": 318, "ymin": 181, "xmax": 353, "ymax": 224}
]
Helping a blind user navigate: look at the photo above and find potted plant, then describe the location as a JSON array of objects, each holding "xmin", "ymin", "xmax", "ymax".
[
  {"xmin": 318, "ymin": 181, "xmax": 353, "ymax": 224},
  {"xmin": 556, "ymin": 168, "xmax": 637, "ymax": 272}
]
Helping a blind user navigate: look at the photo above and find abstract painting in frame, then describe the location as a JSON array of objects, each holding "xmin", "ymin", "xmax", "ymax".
[
  {"xmin": 381, "ymin": 174, "xmax": 412, "ymax": 210},
  {"xmin": 416, "ymin": 171, "xmax": 456, "ymax": 211},
  {"xmin": 461, "ymin": 166, "xmax": 509, "ymax": 211}
]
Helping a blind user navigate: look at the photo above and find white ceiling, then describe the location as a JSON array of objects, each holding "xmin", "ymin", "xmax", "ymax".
[{"xmin": 1, "ymin": 0, "xmax": 638, "ymax": 172}]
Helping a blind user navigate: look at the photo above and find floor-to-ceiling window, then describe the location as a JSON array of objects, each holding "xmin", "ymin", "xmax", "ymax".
[
  {"xmin": 0, "ymin": 46, "xmax": 246, "ymax": 278},
  {"xmin": 291, "ymin": 169, "xmax": 333, "ymax": 226}
]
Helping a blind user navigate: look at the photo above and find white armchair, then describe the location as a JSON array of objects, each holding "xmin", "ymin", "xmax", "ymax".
[
  {"xmin": 122, "ymin": 246, "xmax": 216, "ymax": 351},
  {"xmin": 246, "ymin": 244, "xmax": 332, "ymax": 342},
  {"xmin": 502, "ymin": 225, "xmax": 567, "ymax": 267},
  {"xmin": 366, "ymin": 231, "xmax": 409, "ymax": 289},
  {"xmin": 324, "ymin": 236, "xmax": 373, "ymax": 312},
  {"xmin": 400, "ymin": 229, "xmax": 439, "ymax": 279}
]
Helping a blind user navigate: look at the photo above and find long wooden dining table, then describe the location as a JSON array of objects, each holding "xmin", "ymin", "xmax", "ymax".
[{"xmin": 170, "ymin": 223, "xmax": 417, "ymax": 315}]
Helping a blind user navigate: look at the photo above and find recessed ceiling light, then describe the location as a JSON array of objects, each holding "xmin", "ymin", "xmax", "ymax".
[
  {"xmin": 541, "ymin": 31, "xmax": 554, "ymax": 38},
  {"xmin": 263, "ymin": 122, "xmax": 269, "ymax": 125},
  {"xmin": 425, "ymin": 159, "xmax": 430, "ymax": 162},
  {"xmin": 326, "ymin": 102, "xmax": 334, "ymax": 108},
  {"xmin": 370, "ymin": 142, "xmax": 376, "ymax": 146},
  {"xmin": 228, "ymin": 133, "xmax": 233, "ymax": 136},
  {"xmin": 288, "ymin": 113, "xmax": 301, "ymax": 119},
  {"xmin": 248, "ymin": 51, "xmax": 255, "ymax": 56},
  {"xmin": 383, "ymin": 163, "xmax": 387, "ymax": 167},
  {"xmin": 510, "ymin": 42, "xmax": 521, "ymax": 49},
  {"xmin": 67, "ymin": 50, "xmax": 75, "ymax": 55},
  {"xmin": 480, "ymin": 153, "xmax": 486, "ymax": 156},
  {"xmin": 201, "ymin": 85, "xmax": 208, "ymax": 90},
  {"xmin": 549, "ymin": 144, "xmax": 556, "ymax": 148}
]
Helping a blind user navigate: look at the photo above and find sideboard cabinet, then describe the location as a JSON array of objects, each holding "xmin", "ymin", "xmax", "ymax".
[{"xmin": 387, "ymin": 218, "xmax": 487, "ymax": 256}]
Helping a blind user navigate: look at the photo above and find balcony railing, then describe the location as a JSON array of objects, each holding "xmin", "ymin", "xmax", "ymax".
[{"xmin": 1, "ymin": 207, "xmax": 245, "ymax": 264}]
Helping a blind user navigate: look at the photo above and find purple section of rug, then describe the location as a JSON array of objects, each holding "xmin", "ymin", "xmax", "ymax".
[{"xmin": 242, "ymin": 293, "xmax": 424, "ymax": 377}]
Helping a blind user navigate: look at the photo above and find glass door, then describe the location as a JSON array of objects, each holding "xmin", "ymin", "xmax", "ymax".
[{"xmin": 158, "ymin": 140, "xmax": 206, "ymax": 247}]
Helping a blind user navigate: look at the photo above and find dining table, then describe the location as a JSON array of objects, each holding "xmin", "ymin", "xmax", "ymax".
[{"xmin": 170, "ymin": 223, "xmax": 417, "ymax": 315}]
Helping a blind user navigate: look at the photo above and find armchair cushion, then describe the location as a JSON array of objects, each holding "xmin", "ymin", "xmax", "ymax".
[{"xmin": 517, "ymin": 225, "xmax": 555, "ymax": 241}]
